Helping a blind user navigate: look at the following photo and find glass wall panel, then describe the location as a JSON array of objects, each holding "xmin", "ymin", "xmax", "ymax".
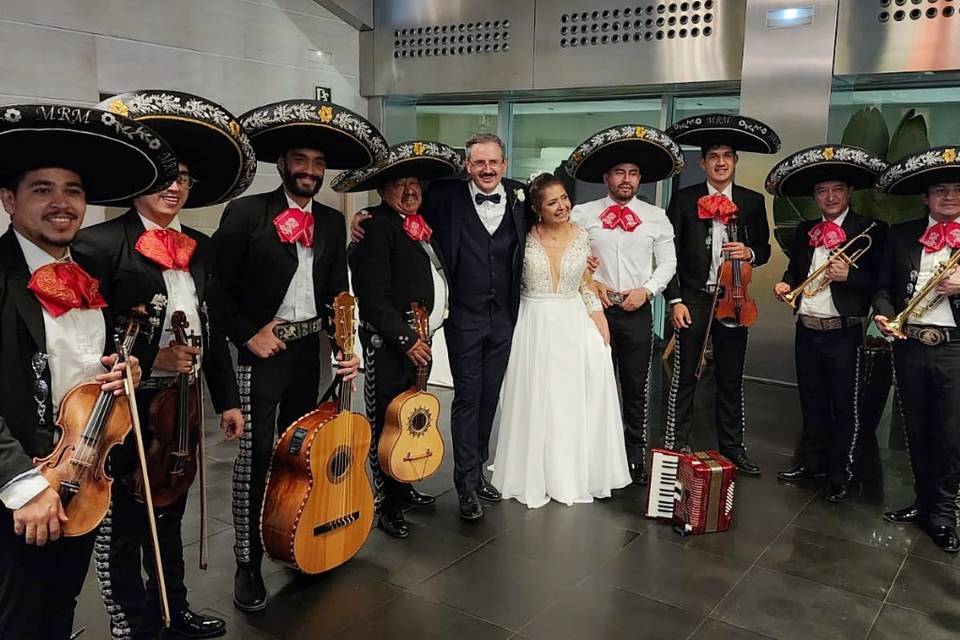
[
  {"xmin": 415, "ymin": 103, "xmax": 499, "ymax": 148},
  {"xmin": 670, "ymin": 95, "xmax": 741, "ymax": 190},
  {"xmin": 829, "ymin": 86, "xmax": 960, "ymax": 147}
]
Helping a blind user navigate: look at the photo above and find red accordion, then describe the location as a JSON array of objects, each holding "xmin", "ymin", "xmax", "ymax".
[{"xmin": 673, "ymin": 451, "xmax": 736, "ymax": 535}]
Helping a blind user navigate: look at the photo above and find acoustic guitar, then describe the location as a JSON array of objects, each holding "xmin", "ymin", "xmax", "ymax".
[
  {"xmin": 378, "ymin": 302, "xmax": 445, "ymax": 483},
  {"xmin": 261, "ymin": 292, "xmax": 374, "ymax": 574}
]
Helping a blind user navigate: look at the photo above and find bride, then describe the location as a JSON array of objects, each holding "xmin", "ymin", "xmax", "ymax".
[{"xmin": 492, "ymin": 173, "xmax": 631, "ymax": 508}]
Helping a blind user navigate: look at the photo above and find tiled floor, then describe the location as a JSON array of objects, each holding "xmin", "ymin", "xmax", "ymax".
[{"xmin": 71, "ymin": 363, "xmax": 960, "ymax": 639}]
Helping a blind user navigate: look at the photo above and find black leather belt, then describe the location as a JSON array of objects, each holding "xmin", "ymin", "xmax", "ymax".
[
  {"xmin": 139, "ymin": 375, "xmax": 196, "ymax": 390},
  {"xmin": 798, "ymin": 315, "xmax": 863, "ymax": 331},
  {"xmin": 272, "ymin": 317, "xmax": 324, "ymax": 342},
  {"xmin": 903, "ymin": 325, "xmax": 960, "ymax": 346}
]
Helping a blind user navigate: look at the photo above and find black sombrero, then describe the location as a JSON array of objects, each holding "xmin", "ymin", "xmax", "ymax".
[
  {"xmin": 0, "ymin": 103, "xmax": 178, "ymax": 205},
  {"xmin": 565, "ymin": 124, "xmax": 684, "ymax": 184},
  {"xmin": 97, "ymin": 90, "xmax": 257, "ymax": 208},
  {"xmin": 668, "ymin": 113, "xmax": 781, "ymax": 154},
  {"xmin": 765, "ymin": 144, "xmax": 889, "ymax": 196},
  {"xmin": 331, "ymin": 140, "xmax": 464, "ymax": 193},
  {"xmin": 879, "ymin": 146, "xmax": 960, "ymax": 195},
  {"xmin": 240, "ymin": 99, "xmax": 389, "ymax": 170}
]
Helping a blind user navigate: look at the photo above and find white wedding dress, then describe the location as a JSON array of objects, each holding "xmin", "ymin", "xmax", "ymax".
[{"xmin": 492, "ymin": 226, "xmax": 631, "ymax": 508}]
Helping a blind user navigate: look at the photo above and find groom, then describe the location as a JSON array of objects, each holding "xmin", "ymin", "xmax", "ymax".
[{"xmin": 353, "ymin": 133, "xmax": 526, "ymax": 521}]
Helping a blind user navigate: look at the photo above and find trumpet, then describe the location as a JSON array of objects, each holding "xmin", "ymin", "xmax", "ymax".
[
  {"xmin": 781, "ymin": 222, "xmax": 877, "ymax": 309},
  {"xmin": 885, "ymin": 250, "xmax": 960, "ymax": 338}
]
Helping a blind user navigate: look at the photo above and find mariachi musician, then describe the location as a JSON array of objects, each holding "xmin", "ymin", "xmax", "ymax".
[
  {"xmin": 0, "ymin": 104, "xmax": 173, "ymax": 639},
  {"xmin": 566, "ymin": 124, "xmax": 682, "ymax": 485},
  {"xmin": 874, "ymin": 147, "xmax": 960, "ymax": 553},
  {"xmin": 767, "ymin": 145, "xmax": 889, "ymax": 502},
  {"xmin": 335, "ymin": 141, "xmax": 461, "ymax": 538},
  {"xmin": 73, "ymin": 91, "xmax": 256, "ymax": 639},
  {"xmin": 211, "ymin": 100, "xmax": 381, "ymax": 611},
  {"xmin": 663, "ymin": 114, "xmax": 779, "ymax": 475}
]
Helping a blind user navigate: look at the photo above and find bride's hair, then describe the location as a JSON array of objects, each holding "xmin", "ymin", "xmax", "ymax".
[{"xmin": 527, "ymin": 172, "xmax": 564, "ymax": 216}]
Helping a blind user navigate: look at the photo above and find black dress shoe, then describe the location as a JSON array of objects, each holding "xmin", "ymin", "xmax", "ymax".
[
  {"xmin": 401, "ymin": 486, "xmax": 436, "ymax": 507},
  {"xmin": 777, "ymin": 463, "xmax": 826, "ymax": 481},
  {"xmin": 233, "ymin": 563, "xmax": 266, "ymax": 612},
  {"xmin": 729, "ymin": 453, "xmax": 761, "ymax": 476},
  {"xmin": 477, "ymin": 477, "xmax": 502, "ymax": 503},
  {"xmin": 459, "ymin": 491, "xmax": 484, "ymax": 521},
  {"xmin": 929, "ymin": 525, "xmax": 960, "ymax": 553},
  {"xmin": 629, "ymin": 461, "xmax": 648, "ymax": 486},
  {"xmin": 167, "ymin": 608, "xmax": 226, "ymax": 638},
  {"xmin": 378, "ymin": 510, "xmax": 410, "ymax": 538},
  {"xmin": 883, "ymin": 504, "xmax": 922, "ymax": 524},
  {"xmin": 825, "ymin": 483, "xmax": 848, "ymax": 503}
]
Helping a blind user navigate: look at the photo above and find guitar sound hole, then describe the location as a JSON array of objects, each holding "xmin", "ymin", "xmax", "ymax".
[
  {"xmin": 407, "ymin": 408, "xmax": 431, "ymax": 436},
  {"xmin": 326, "ymin": 446, "xmax": 352, "ymax": 484}
]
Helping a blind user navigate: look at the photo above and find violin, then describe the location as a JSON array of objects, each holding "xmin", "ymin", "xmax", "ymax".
[
  {"xmin": 136, "ymin": 311, "xmax": 202, "ymax": 508},
  {"xmin": 714, "ymin": 218, "xmax": 758, "ymax": 328},
  {"xmin": 695, "ymin": 218, "xmax": 758, "ymax": 380},
  {"xmin": 34, "ymin": 311, "xmax": 145, "ymax": 537}
]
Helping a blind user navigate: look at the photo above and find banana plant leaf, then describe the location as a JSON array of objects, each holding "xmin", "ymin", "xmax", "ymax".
[{"xmin": 773, "ymin": 107, "xmax": 931, "ymax": 256}]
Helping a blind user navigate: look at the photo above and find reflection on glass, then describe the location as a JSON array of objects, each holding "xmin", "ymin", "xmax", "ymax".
[
  {"xmin": 829, "ymin": 85, "xmax": 960, "ymax": 147},
  {"xmin": 415, "ymin": 104, "xmax": 499, "ymax": 150}
]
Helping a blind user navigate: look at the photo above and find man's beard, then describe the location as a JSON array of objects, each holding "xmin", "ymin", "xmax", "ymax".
[{"xmin": 281, "ymin": 167, "xmax": 322, "ymax": 198}]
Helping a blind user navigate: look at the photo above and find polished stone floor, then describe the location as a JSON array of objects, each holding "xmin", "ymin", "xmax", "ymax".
[{"xmin": 71, "ymin": 365, "xmax": 960, "ymax": 639}]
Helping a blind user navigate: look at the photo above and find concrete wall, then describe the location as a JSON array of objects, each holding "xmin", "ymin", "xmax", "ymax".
[{"xmin": 0, "ymin": 0, "xmax": 366, "ymax": 235}]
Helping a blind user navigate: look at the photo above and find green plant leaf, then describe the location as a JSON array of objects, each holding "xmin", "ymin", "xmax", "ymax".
[
  {"xmin": 841, "ymin": 107, "xmax": 889, "ymax": 157},
  {"xmin": 851, "ymin": 189, "xmax": 926, "ymax": 226},
  {"xmin": 773, "ymin": 195, "xmax": 821, "ymax": 257},
  {"xmin": 887, "ymin": 109, "xmax": 930, "ymax": 163}
]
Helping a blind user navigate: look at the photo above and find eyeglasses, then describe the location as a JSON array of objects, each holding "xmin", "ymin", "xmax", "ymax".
[
  {"xmin": 468, "ymin": 159, "xmax": 504, "ymax": 170},
  {"xmin": 172, "ymin": 173, "xmax": 198, "ymax": 189}
]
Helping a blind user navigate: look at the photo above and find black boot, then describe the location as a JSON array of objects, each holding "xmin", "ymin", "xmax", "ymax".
[
  {"xmin": 629, "ymin": 460, "xmax": 648, "ymax": 486},
  {"xmin": 166, "ymin": 608, "xmax": 226, "ymax": 638},
  {"xmin": 378, "ymin": 509, "xmax": 410, "ymax": 538},
  {"xmin": 883, "ymin": 503, "xmax": 922, "ymax": 524},
  {"xmin": 459, "ymin": 491, "xmax": 484, "ymax": 521},
  {"xmin": 477, "ymin": 477, "xmax": 502, "ymax": 503},
  {"xmin": 233, "ymin": 562, "xmax": 266, "ymax": 612},
  {"xmin": 401, "ymin": 486, "xmax": 436, "ymax": 507}
]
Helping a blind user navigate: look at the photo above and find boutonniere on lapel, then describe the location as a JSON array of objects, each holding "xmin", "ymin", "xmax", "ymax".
[
  {"xmin": 150, "ymin": 293, "xmax": 167, "ymax": 316},
  {"xmin": 514, "ymin": 188, "xmax": 525, "ymax": 204}
]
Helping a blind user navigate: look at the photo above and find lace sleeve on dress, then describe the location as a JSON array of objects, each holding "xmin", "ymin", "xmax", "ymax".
[{"xmin": 579, "ymin": 272, "xmax": 602, "ymax": 313}]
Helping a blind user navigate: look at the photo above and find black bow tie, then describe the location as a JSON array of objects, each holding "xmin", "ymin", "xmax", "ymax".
[{"xmin": 475, "ymin": 192, "xmax": 502, "ymax": 205}]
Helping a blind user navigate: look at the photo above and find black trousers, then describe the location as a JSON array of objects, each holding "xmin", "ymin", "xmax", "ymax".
[
  {"xmin": 0, "ymin": 507, "xmax": 95, "ymax": 639},
  {"xmin": 360, "ymin": 329, "xmax": 415, "ymax": 515},
  {"xmin": 445, "ymin": 306, "xmax": 514, "ymax": 493},
  {"xmin": 793, "ymin": 322, "xmax": 863, "ymax": 484},
  {"xmin": 233, "ymin": 334, "xmax": 320, "ymax": 568},
  {"xmin": 666, "ymin": 297, "xmax": 748, "ymax": 456},
  {"xmin": 97, "ymin": 478, "xmax": 189, "ymax": 639},
  {"xmin": 606, "ymin": 304, "xmax": 653, "ymax": 464},
  {"xmin": 893, "ymin": 338, "xmax": 960, "ymax": 528}
]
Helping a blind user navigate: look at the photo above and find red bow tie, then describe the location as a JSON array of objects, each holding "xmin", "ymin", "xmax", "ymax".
[
  {"xmin": 599, "ymin": 204, "xmax": 641, "ymax": 232},
  {"xmin": 697, "ymin": 193, "xmax": 738, "ymax": 225},
  {"xmin": 808, "ymin": 221, "xmax": 846, "ymax": 250},
  {"xmin": 919, "ymin": 221, "xmax": 960, "ymax": 253},
  {"xmin": 136, "ymin": 228, "xmax": 197, "ymax": 271},
  {"xmin": 403, "ymin": 214, "xmax": 433, "ymax": 242},
  {"xmin": 28, "ymin": 261, "xmax": 108, "ymax": 318},
  {"xmin": 274, "ymin": 208, "xmax": 314, "ymax": 247}
]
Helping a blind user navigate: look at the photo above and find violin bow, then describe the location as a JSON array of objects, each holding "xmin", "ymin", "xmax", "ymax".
[
  {"xmin": 193, "ymin": 329, "xmax": 208, "ymax": 571},
  {"xmin": 695, "ymin": 218, "xmax": 737, "ymax": 380},
  {"xmin": 119, "ymin": 337, "xmax": 171, "ymax": 628}
]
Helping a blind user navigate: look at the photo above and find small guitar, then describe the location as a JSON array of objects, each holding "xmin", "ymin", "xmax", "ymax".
[
  {"xmin": 261, "ymin": 292, "xmax": 374, "ymax": 574},
  {"xmin": 378, "ymin": 302, "xmax": 445, "ymax": 483}
]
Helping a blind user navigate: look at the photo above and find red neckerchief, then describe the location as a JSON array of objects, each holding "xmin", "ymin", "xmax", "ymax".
[
  {"xmin": 135, "ymin": 228, "xmax": 196, "ymax": 270},
  {"xmin": 28, "ymin": 261, "xmax": 108, "ymax": 318}
]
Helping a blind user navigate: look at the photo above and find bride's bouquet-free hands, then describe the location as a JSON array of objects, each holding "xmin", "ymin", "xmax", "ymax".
[{"xmin": 590, "ymin": 310, "xmax": 610, "ymax": 345}]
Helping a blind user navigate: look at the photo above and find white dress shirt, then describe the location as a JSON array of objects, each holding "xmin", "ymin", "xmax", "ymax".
[
  {"xmin": 0, "ymin": 232, "xmax": 107, "ymax": 510},
  {"xmin": 571, "ymin": 195, "xmax": 677, "ymax": 296},
  {"xmin": 705, "ymin": 182, "xmax": 735, "ymax": 287},
  {"xmin": 468, "ymin": 181, "xmax": 508, "ymax": 235},
  {"xmin": 798, "ymin": 211, "xmax": 846, "ymax": 319},
  {"xmin": 911, "ymin": 216, "xmax": 957, "ymax": 328},
  {"xmin": 138, "ymin": 213, "xmax": 203, "ymax": 376},
  {"xmin": 275, "ymin": 193, "xmax": 319, "ymax": 322}
]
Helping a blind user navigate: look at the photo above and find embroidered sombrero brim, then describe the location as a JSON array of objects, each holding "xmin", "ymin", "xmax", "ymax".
[
  {"xmin": 667, "ymin": 113, "xmax": 781, "ymax": 154},
  {"xmin": 0, "ymin": 104, "xmax": 178, "ymax": 205},
  {"xmin": 566, "ymin": 124, "xmax": 684, "ymax": 183},
  {"xmin": 332, "ymin": 140, "xmax": 464, "ymax": 193},
  {"xmin": 240, "ymin": 100, "xmax": 389, "ymax": 170},
  {"xmin": 765, "ymin": 145, "xmax": 889, "ymax": 196},
  {"xmin": 879, "ymin": 146, "xmax": 960, "ymax": 195},
  {"xmin": 97, "ymin": 91, "xmax": 257, "ymax": 208}
]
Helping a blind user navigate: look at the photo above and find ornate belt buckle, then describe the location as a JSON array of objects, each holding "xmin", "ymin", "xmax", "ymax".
[
  {"xmin": 607, "ymin": 291, "xmax": 625, "ymax": 306},
  {"xmin": 917, "ymin": 327, "xmax": 944, "ymax": 346}
]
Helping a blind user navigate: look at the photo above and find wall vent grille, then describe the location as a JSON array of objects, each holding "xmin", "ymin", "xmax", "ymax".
[
  {"xmin": 558, "ymin": 2, "xmax": 715, "ymax": 48},
  {"xmin": 393, "ymin": 20, "xmax": 511, "ymax": 58},
  {"xmin": 879, "ymin": 0, "xmax": 957, "ymax": 23}
]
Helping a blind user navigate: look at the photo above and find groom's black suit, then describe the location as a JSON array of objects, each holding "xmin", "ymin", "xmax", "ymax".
[{"xmin": 421, "ymin": 177, "xmax": 527, "ymax": 493}]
